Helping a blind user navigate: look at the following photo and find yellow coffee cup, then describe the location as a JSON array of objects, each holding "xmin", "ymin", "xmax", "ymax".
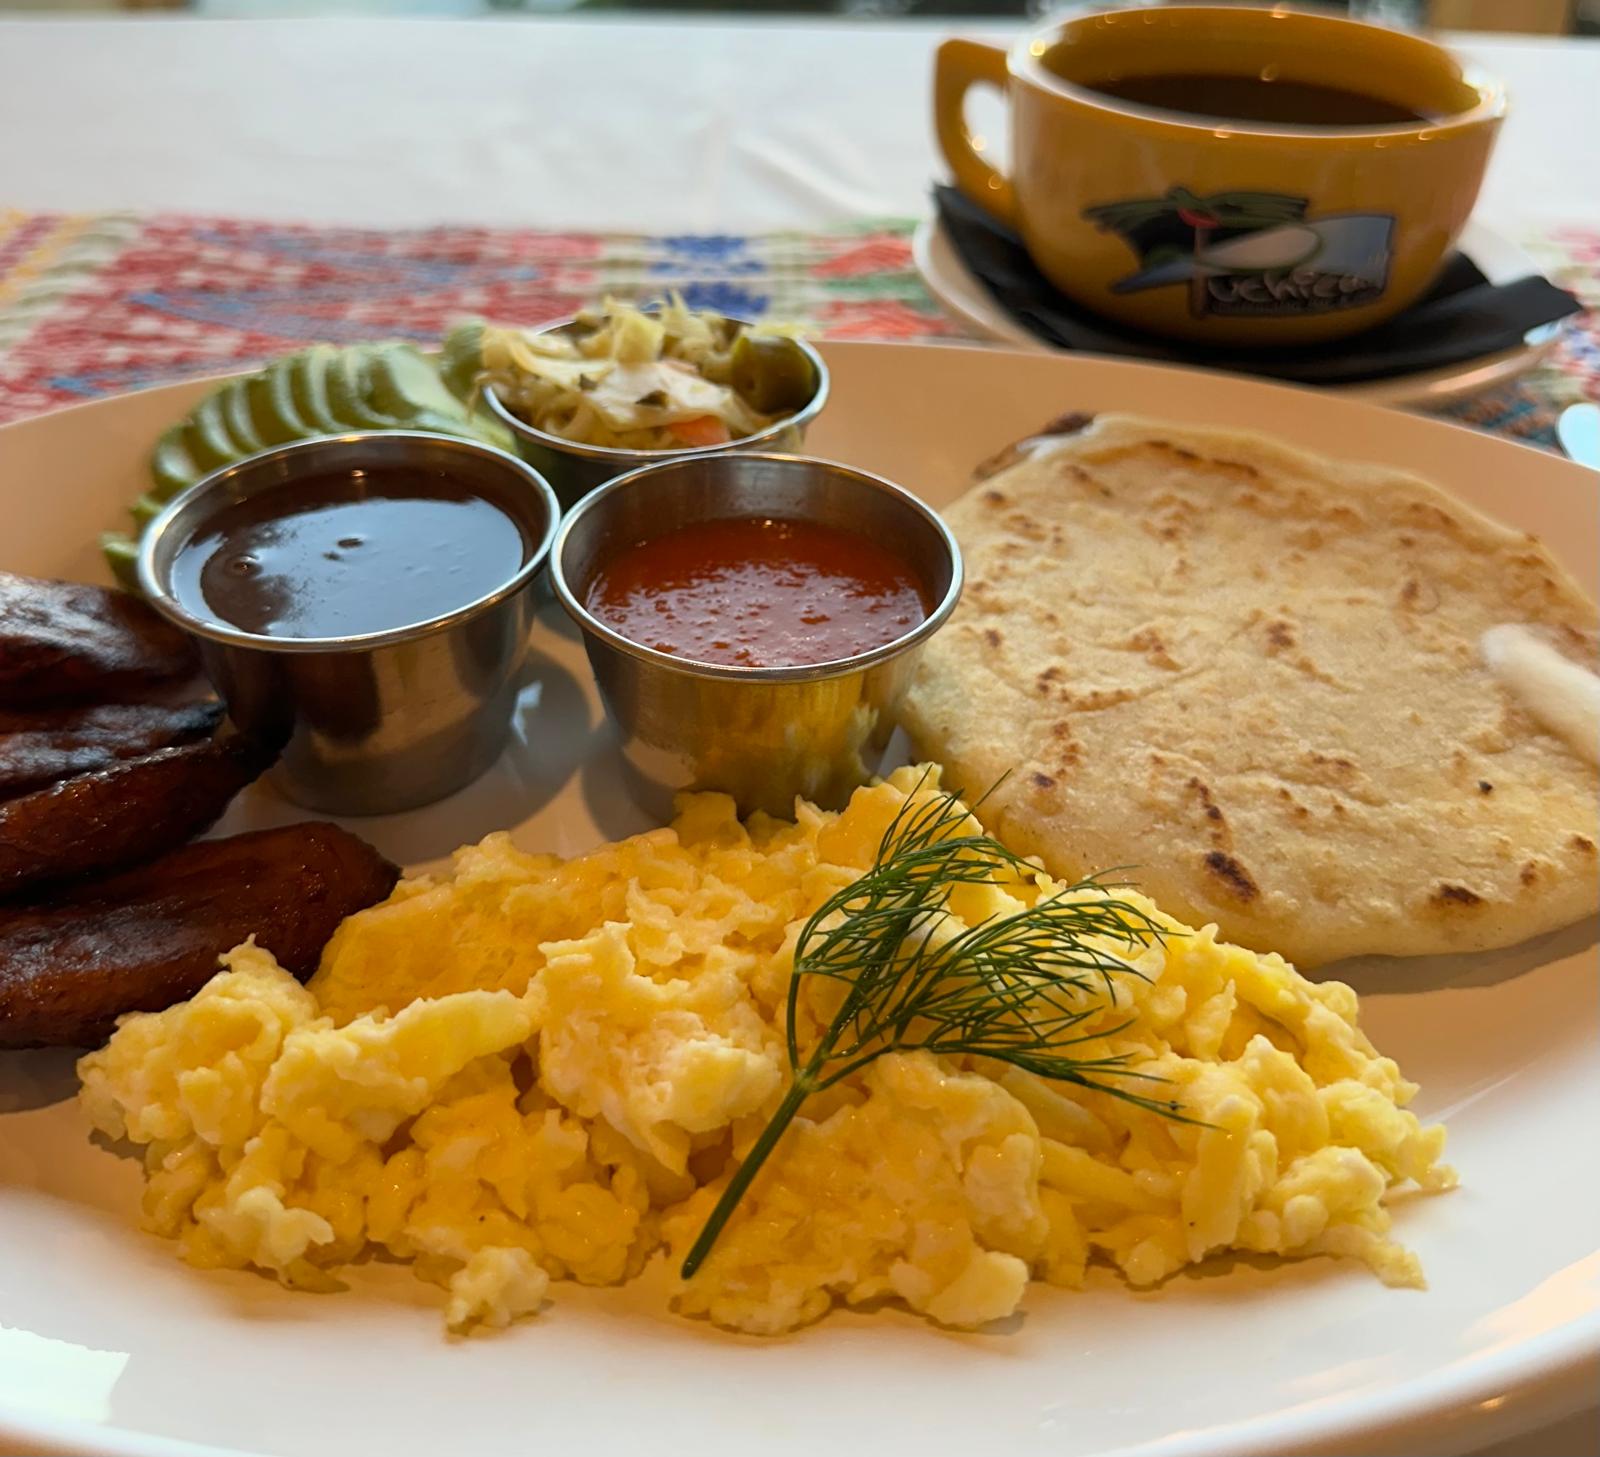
[{"xmin": 934, "ymin": 6, "xmax": 1505, "ymax": 347}]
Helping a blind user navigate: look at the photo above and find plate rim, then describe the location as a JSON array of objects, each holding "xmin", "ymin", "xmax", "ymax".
[
  {"xmin": 0, "ymin": 346, "xmax": 1595, "ymax": 1457},
  {"xmin": 2, "ymin": 1314, "xmax": 1596, "ymax": 1457},
  {"xmin": 1104, "ymin": 1316, "xmax": 1600, "ymax": 1457},
  {"xmin": 0, "ymin": 337, "xmax": 1580, "ymax": 471},
  {"xmin": 911, "ymin": 215, "xmax": 1560, "ymax": 410}
]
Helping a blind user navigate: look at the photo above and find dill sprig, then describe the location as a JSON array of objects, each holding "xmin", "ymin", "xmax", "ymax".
[{"xmin": 680, "ymin": 779, "xmax": 1188, "ymax": 1279}]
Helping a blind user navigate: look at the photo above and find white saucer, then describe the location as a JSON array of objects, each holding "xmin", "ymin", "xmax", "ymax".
[{"xmin": 913, "ymin": 215, "xmax": 1562, "ymax": 409}]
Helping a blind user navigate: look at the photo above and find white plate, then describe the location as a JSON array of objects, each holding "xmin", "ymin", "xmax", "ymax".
[
  {"xmin": 1, "ymin": 344, "xmax": 1597, "ymax": 1457},
  {"xmin": 913, "ymin": 217, "xmax": 1562, "ymax": 409}
]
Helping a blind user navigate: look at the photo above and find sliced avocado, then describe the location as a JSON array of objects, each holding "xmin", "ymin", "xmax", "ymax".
[
  {"xmin": 131, "ymin": 491, "xmax": 168, "ymax": 526},
  {"xmin": 288, "ymin": 344, "xmax": 345, "ymax": 436},
  {"xmin": 149, "ymin": 425, "xmax": 201, "ymax": 502},
  {"xmin": 181, "ymin": 390, "xmax": 240, "ymax": 475},
  {"xmin": 465, "ymin": 404, "xmax": 515, "ymax": 454},
  {"xmin": 327, "ymin": 345, "xmax": 404, "ymax": 429},
  {"xmin": 438, "ymin": 321, "xmax": 486, "ymax": 404},
  {"xmin": 400, "ymin": 408, "xmax": 492, "ymax": 441},
  {"xmin": 101, "ymin": 532, "xmax": 142, "ymax": 593},
  {"xmin": 368, "ymin": 343, "xmax": 471, "ymax": 424},
  {"xmin": 220, "ymin": 378, "xmax": 266, "ymax": 457},
  {"xmin": 244, "ymin": 361, "xmax": 312, "ymax": 446}
]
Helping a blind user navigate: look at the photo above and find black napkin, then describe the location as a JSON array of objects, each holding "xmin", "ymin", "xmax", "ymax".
[{"xmin": 935, "ymin": 185, "xmax": 1583, "ymax": 386}]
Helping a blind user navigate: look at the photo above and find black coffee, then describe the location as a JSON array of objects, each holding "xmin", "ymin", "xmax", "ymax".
[{"xmin": 1081, "ymin": 72, "xmax": 1432, "ymax": 127}]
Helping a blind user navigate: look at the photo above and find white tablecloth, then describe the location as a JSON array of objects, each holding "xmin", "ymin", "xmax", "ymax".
[
  {"xmin": 0, "ymin": 17, "xmax": 1596, "ymax": 233},
  {"xmin": 0, "ymin": 14, "xmax": 1596, "ymax": 1457}
]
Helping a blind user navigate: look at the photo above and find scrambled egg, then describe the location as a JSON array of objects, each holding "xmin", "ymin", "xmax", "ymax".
[{"xmin": 78, "ymin": 767, "xmax": 1454, "ymax": 1336}]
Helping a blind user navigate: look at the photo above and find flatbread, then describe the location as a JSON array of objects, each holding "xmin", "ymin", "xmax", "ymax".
[{"xmin": 900, "ymin": 414, "xmax": 1600, "ymax": 967}]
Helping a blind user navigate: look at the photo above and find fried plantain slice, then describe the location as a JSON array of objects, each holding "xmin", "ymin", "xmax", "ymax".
[
  {"xmin": 0, "ymin": 733, "xmax": 276, "ymax": 898},
  {"xmin": 0, "ymin": 822, "xmax": 399, "ymax": 1049},
  {"xmin": 0, "ymin": 570, "xmax": 199, "ymax": 706},
  {"xmin": 0, "ymin": 699, "xmax": 224, "ymax": 801}
]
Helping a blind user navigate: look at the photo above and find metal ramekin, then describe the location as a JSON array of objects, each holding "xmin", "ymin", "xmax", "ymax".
[
  {"xmin": 550, "ymin": 453, "xmax": 962, "ymax": 819},
  {"xmin": 138, "ymin": 431, "xmax": 560, "ymax": 816},
  {"xmin": 482, "ymin": 314, "xmax": 830, "ymax": 510}
]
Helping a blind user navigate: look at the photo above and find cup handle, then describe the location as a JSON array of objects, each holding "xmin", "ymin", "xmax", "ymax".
[{"xmin": 934, "ymin": 38, "xmax": 1017, "ymax": 230}]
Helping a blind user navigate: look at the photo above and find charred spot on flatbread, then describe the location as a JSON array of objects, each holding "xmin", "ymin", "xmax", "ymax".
[{"xmin": 973, "ymin": 411, "xmax": 1097, "ymax": 482}]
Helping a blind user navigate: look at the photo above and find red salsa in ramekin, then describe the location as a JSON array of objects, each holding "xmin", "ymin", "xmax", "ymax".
[{"xmin": 586, "ymin": 516, "xmax": 930, "ymax": 669}]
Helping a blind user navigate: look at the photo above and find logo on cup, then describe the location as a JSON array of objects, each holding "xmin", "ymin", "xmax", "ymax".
[{"xmin": 1084, "ymin": 187, "xmax": 1394, "ymax": 319}]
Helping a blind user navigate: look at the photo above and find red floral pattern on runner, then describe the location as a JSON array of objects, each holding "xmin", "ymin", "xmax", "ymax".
[
  {"xmin": 810, "ymin": 235, "xmax": 918, "ymax": 278},
  {"xmin": 0, "ymin": 212, "xmax": 1591, "ymax": 443}
]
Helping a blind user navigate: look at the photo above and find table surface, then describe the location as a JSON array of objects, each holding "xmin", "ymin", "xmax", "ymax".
[
  {"xmin": 0, "ymin": 16, "xmax": 1596, "ymax": 233},
  {"xmin": 0, "ymin": 14, "xmax": 1596, "ymax": 1457}
]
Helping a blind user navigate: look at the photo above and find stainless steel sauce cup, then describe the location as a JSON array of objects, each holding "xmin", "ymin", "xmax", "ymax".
[
  {"xmin": 139, "ymin": 431, "xmax": 560, "ymax": 816},
  {"xmin": 550, "ymin": 453, "xmax": 962, "ymax": 819},
  {"xmin": 482, "ymin": 316, "xmax": 829, "ymax": 510}
]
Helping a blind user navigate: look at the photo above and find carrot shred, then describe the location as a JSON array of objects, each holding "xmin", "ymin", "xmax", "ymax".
[{"xmin": 669, "ymin": 415, "xmax": 732, "ymax": 448}]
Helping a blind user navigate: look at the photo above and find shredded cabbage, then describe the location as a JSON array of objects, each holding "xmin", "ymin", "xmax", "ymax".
[{"xmin": 478, "ymin": 295, "xmax": 806, "ymax": 452}]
